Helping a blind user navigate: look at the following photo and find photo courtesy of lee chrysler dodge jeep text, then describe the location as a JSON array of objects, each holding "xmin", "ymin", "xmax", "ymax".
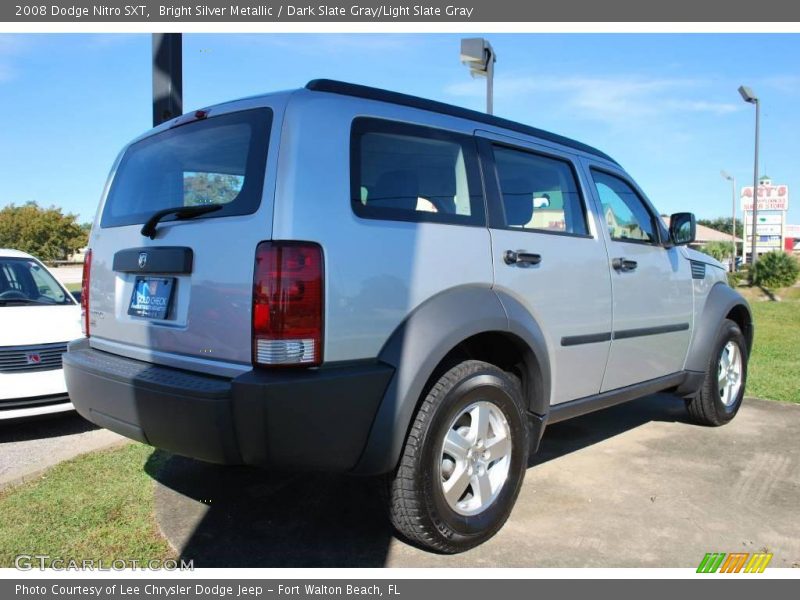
[{"xmin": 64, "ymin": 80, "xmax": 753, "ymax": 553}]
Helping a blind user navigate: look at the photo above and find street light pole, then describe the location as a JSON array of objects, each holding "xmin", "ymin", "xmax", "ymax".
[
  {"xmin": 732, "ymin": 174, "xmax": 738, "ymax": 269},
  {"xmin": 751, "ymin": 99, "xmax": 761, "ymax": 268},
  {"xmin": 738, "ymin": 85, "xmax": 760, "ymax": 268},
  {"xmin": 485, "ymin": 48, "xmax": 494, "ymax": 115},
  {"xmin": 721, "ymin": 170, "xmax": 737, "ymax": 271}
]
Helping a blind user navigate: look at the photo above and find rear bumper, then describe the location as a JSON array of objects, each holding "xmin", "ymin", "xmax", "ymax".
[{"xmin": 63, "ymin": 340, "xmax": 394, "ymax": 471}]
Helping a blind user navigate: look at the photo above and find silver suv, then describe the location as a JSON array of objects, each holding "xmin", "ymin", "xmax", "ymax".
[{"xmin": 64, "ymin": 80, "xmax": 753, "ymax": 553}]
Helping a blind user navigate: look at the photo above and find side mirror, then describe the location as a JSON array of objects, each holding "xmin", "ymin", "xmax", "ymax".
[
  {"xmin": 70, "ymin": 290, "xmax": 82, "ymax": 304},
  {"xmin": 669, "ymin": 212, "xmax": 696, "ymax": 246}
]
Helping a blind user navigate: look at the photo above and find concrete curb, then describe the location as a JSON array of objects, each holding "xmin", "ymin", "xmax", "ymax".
[
  {"xmin": 153, "ymin": 474, "xmax": 209, "ymax": 557},
  {"xmin": 0, "ymin": 438, "xmax": 131, "ymax": 494}
]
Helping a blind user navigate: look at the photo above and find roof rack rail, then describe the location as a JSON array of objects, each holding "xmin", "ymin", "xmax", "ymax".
[{"xmin": 305, "ymin": 79, "xmax": 617, "ymax": 164}]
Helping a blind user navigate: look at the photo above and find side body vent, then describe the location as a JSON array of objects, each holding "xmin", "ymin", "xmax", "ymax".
[{"xmin": 690, "ymin": 261, "xmax": 706, "ymax": 280}]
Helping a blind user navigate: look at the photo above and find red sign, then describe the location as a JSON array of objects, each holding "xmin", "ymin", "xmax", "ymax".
[{"xmin": 741, "ymin": 184, "xmax": 789, "ymax": 211}]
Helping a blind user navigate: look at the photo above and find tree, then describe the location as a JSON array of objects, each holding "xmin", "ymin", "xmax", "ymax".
[
  {"xmin": 183, "ymin": 172, "xmax": 243, "ymax": 206},
  {"xmin": 701, "ymin": 241, "xmax": 735, "ymax": 263},
  {"xmin": 698, "ymin": 217, "xmax": 744, "ymax": 239},
  {"xmin": 0, "ymin": 202, "xmax": 88, "ymax": 262}
]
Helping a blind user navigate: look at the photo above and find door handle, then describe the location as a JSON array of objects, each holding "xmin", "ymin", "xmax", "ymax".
[
  {"xmin": 504, "ymin": 250, "xmax": 542, "ymax": 266},
  {"xmin": 612, "ymin": 257, "xmax": 638, "ymax": 272}
]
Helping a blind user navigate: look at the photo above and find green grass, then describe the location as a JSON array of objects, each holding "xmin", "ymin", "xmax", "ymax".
[
  {"xmin": 737, "ymin": 284, "xmax": 800, "ymax": 403},
  {"xmin": 747, "ymin": 299, "xmax": 800, "ymax": 403},
  {"xmin": 65, "ymin": 282, "xmax": 81, "ymax": 292},
  {"xmin": 0, "ymin": 443, "xmax": 174, "ymax": 566}
]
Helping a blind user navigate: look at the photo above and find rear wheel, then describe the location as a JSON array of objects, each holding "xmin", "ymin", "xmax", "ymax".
[
  {"xmin": 686, "ymin": 319, "xmax": 748, "ymax": 426},
  {"xmin": 388, "ymin": 360, "xmax": 528, "ymax": 553}
]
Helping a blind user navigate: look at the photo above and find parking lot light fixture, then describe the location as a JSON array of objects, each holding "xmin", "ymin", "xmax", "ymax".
[{"xmin": 460, "ymin": 38, "xmax": 496, "ymax": 115}]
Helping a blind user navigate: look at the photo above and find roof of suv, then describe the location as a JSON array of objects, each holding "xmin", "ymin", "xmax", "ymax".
[
  {"xmin": 0, "ymin": 248, "xmax": 35, "ymax": 259},
  {"xmin": 305, "ymin": 79, "xmax": 618, "ymax": 165}
]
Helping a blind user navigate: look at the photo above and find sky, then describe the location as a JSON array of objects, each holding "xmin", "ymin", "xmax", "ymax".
[{"xmin": 0, "ymin": 33, "xmax": 798, "ymax": 224}]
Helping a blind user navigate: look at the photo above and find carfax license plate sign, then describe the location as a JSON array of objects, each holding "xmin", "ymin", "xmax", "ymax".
[{"xmin": 128, "ymin": 277, "xmax": 175, "ymax": 320}]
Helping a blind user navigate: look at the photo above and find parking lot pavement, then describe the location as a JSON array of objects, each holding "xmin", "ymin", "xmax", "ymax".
[
  {"xmin": 151, "ymin": 396, "xmax": 800, "ymax": 568},
  {"xmin": 0, "ymin": 413, "xmax": 126, "ymax": 490}
]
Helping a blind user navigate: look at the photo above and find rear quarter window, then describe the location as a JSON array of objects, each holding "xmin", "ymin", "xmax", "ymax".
[
  {"xmin": 101, "ymin": 108, "xmax": 272, "ymax": 228},
  {"xmin": 350, "ymin": 118, "xmax": 485, "ymax": 227},
  {"xmin": 492, "ymin": 145, "xmax": 589, "ymax": 236}
]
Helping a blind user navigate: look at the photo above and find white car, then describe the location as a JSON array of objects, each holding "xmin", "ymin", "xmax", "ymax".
[{"xmin": 0, "ymin": 249, "xmax": 82, "ymax": 419}]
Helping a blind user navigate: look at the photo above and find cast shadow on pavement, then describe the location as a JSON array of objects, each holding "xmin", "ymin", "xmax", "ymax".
[
  {"xmin": 0, "ymin": 411, "xmax": 98, "ymax": 443},
  {"xmin": 145, "ymin": 393, "xmax": 693, "ymax": 567}
]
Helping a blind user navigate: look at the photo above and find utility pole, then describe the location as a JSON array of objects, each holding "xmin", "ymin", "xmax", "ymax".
[{"xmin": 152, "ymin": 34, "xmax": 183, "ymax": 127}]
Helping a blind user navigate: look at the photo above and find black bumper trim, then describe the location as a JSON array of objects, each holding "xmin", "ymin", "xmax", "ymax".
[{"xmin": 63, "ymin": 343, "xmax": 394, "ymax": 471}]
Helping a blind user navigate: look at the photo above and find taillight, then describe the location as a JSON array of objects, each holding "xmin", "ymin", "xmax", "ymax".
[
  {"xmin": 80, "ymin": 249, "xmax": 92, "ymax": 337},
  {"xmin": 253, "ymin": 242, "xmax": 323, "ymax": 367}
]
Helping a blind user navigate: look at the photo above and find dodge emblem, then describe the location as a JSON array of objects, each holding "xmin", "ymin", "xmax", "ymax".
[{"xmin": 138, "ymin": 252, "xmax": 148, "ymax": 269}]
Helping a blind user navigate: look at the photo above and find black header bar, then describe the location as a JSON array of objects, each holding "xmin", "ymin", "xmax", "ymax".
[{"xmin": 4, "ymin": 1, "xmax": 800, "ymax": 22}]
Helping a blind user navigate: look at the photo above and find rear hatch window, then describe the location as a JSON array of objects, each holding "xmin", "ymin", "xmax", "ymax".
[{"xmin": 101, "ymin": 108, "xmax": 272, "ymax": 228}]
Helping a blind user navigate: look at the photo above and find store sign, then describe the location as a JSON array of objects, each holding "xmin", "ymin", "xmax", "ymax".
[
  {"xmin": 743, "ymin": 206, "xmax": 788, "ymax": 255},
  {"xmin": 754, "ymin": 240, "xmax": 782, "ymax": 249},
  {"xmin": 741, "ymin": 184, "xmax": 789, "ymax": 211},
  {"xmin": 749, "ymin": 224, "xmax": 783, "ymax": 235},
  {"xmin": 745, "ymin": 213, "xmax": 783, "ymax": 225}
]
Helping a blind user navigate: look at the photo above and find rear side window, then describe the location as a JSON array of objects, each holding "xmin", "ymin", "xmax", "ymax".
[
  {"xmin": 351, "ymin": 118, "xmax": 484, "ymax": 226},
  {"xmin": 101, "ymin": 108, "xmax": 272, "ymax": 228},
  {"xmin": 492, "ymin": 145, "xmax": 588, "ymax": 236}
]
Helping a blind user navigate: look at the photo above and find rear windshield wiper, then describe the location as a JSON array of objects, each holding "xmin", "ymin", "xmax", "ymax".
[{"xmin": 141, "ymin": 204, "xmax": 223, "ymax": 239}]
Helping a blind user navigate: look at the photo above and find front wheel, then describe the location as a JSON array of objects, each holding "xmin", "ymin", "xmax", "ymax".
[
  {"xmin": 388, "ymin": 360, "xmax": 529, "ymax": 553},
  {"xmin": 686, "ymin": 319, "xmax": 748, "ymax": 426}
]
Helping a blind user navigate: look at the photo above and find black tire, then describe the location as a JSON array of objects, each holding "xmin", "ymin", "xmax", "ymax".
[
  {"xmin": 686, "ymin": 319, "xmax": 748, "ymax": 426},
  {"xmin": 388, "ymin": 360, "xmax": 529, "ymax": 553}
]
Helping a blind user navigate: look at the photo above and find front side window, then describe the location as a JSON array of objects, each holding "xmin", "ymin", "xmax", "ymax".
[
  {"xmin": 101, "ymin": 108, "xmax": 272, "ymax": 228},
  {"xmin": 492, "ymin": 145, "xmax": 589, "ymax": 236},
  {"xmin": 591, "ymin": 170, "xmax": 658, "ymax": 243},
  {"xmin": 351, "ymin": 119, "xmax": 484, "ymax": 226},
  {"xmin": 0, "ymin": 258, "xmax": 71, "ymax": 305}
]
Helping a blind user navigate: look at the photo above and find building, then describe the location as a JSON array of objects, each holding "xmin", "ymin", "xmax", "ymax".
[
  {"xmin": 659, "ymin": 216, "xmax": 742, "ymax": 248},
  {"xmin": 786, "ymin": 224, "xmax": 800, "ymax": 255}
]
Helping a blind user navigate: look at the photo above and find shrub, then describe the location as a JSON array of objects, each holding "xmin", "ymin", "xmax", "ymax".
[
  {"xmin": 701, "ymin": 241, "xmax": 735, "ymax": 264},
  {"xmin": 727, "ymin": 271, "xmax": 743, "ymax": 288},
  {"xmin": 752, "ymin": 251, "xmax": 800, "ymax": 289}
]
